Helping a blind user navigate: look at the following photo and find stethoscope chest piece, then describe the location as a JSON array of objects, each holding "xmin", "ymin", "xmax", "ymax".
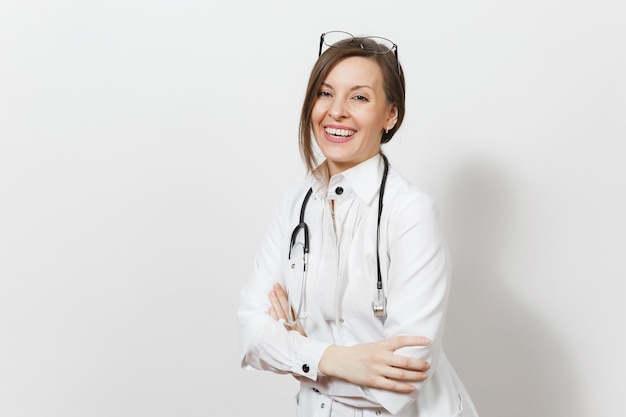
[{"xmin": 372, "ymin": 289, "xmax": 387, "ymax": 320}]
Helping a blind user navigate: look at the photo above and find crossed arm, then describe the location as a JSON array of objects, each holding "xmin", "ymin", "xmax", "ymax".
[{"xmin": 268, "ymin": 282, "xmax": 431, "ymax": 394}]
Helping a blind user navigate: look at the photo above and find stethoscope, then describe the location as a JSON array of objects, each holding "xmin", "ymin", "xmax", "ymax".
[{"xmin": 285, "ymin": 153, "xmax": 390, "ymax": 326}]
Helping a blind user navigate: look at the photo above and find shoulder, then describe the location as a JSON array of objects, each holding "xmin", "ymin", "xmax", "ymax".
[
  {"xmin": 385, "ymin": 166, "xmax": 438, "ymax": 215},
  {"xmin": 383, "ymin": 167, "xmax": 446, "ymax": 244}
]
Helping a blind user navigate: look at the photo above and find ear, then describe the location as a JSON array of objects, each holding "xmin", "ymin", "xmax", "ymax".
[{"xmin": 385, "ymin": 104, "xmax": 399, "ymax": 131}]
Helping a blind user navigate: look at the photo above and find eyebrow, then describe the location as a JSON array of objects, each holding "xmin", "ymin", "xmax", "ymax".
[{"xmin": 321, "ymin": 82, "xmax": 375, "ymax": 92}]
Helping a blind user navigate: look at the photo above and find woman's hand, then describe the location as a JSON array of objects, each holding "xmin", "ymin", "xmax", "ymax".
[
  {"xmin": 319, "ymin": 336, "xmax": 431, "ymax": 393},
  {"xmin": 268, "ymin": 283, "xmax": 306, "ymax": 336},
  {"xmin": 268, "ymin": 283, "xmax": 429, "ymax": 393}
]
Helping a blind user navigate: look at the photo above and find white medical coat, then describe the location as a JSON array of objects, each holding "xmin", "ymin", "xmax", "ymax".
[{"xmin": 238, "ymin": 154, "xmax": 479, "ymax": 416}]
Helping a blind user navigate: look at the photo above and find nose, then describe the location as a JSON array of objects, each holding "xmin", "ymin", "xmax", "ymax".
[{"xmin": 328, "ymin": 99, "xmax": 347, "ymax": 120}]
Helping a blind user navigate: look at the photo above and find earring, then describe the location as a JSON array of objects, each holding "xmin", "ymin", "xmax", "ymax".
[{"xmin": 385, "ymin": 128, "xmax": 389, "ymax": 134}]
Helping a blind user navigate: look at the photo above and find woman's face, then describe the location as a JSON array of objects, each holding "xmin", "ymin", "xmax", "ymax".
[{"xmin": 311, "ymin": 56, "xmax": 398, "ymax": 177}]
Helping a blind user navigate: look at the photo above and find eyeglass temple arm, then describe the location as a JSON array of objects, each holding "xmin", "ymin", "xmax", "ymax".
[
  {"xmin": 394, "ymin": 47, "xmax": 400, "ymax": 75},
  {"xmin": 318, "ymin": 33, "xmax": 325, "ymax": 57}
]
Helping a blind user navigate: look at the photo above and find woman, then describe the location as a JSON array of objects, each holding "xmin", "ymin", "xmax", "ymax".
[{"xmin": 238, "ymin": 31, "xmax": 479, "ymax": 417}]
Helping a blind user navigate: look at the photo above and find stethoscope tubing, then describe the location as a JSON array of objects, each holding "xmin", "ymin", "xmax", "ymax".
[{"xmin": 287, "ymin": 153, "xmax": 390, "ymax": 325}]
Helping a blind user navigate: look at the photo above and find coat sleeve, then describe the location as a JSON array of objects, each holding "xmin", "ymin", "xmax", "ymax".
[
  {"xmin": 237, "ymin": 184, "xmax": 331, "ymax": 381},
  {"xmin": 366, "ymin": 189, "xmax": 453, "ymax": 415}
]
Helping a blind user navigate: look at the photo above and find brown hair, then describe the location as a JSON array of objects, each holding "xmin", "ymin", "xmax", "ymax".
[{"xmin": 298, "ymin": 36, "xmax": 406, "ymax": 176}]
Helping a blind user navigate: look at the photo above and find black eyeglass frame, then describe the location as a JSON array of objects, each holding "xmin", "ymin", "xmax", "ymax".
[{"xmin": 318, "ymin": 31, "xmax": 400, "ymax": 75}]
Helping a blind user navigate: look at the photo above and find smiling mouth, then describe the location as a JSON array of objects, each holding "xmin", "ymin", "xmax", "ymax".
[{"xmin": 325, "ymin": 127, "xmax": 356, "ymax": 138}]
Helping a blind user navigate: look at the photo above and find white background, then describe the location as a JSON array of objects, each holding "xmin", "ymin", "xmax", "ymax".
[{"xmin": 1, "ymin": 1, "xmax": 624, "ymax": 416}]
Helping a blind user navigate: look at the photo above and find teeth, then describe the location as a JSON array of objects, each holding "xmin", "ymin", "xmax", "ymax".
[{"xmin": 325, "ymin": 127, "xmax": 355, "ymax": 137}]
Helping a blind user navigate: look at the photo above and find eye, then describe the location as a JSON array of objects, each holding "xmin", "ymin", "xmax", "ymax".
[
  {"xmin": 317, "ymin": 90, "xmax": 332, "ymax": 98},
  {"xmin": 352, "ymin": 94, "xmax": 369, "ymax": 102}
]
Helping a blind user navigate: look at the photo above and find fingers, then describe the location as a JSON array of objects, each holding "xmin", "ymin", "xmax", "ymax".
[
  {"xmin": 269, "ymin": 283, "xmax": 292, "ymax": 320},
  {"xmin": 268, "ymin": 283, "xmax": 308, "ymax": 336},
  {"xmin": 383, "ymin": 364, "xmax": 429, "ymax": 382},
  {"xmin": 387, "ymin": 353, "xmax": 430, "ymax": 373},
  {"xmin": 383, "ymin": 335, "xmax": 431, "ymax": 351},
  {"xmin": 272, "ymin": 283, "xmax": 294, "ymax": 321},
  {"xmin": 268, "ymin": 305, "xmax": 279, "ymax": 320},
  {"xmin": 373, "ymin": 377, "xmax": 418, "ymax": 393},
  {"xmin": 268, "ymin": 288, "xmax": 288, "ymax": 321},
  {"xmin": 379, "ymin": 335, "xmax": 431, "ymax": 385}
]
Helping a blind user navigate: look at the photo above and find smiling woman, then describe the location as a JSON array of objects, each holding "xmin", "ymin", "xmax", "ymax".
[
  {"xmin": 237, "ymin": 31, "xmax": 479, "ymax": 417},
  {"xmin": 312, "ymin": 57, "xmax": 398, "ymax": 176}
]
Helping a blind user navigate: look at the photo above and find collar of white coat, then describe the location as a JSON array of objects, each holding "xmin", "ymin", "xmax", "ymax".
[{"xmin": 310, "ymin": 153, "xmax": 386, "ymax": 206}]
